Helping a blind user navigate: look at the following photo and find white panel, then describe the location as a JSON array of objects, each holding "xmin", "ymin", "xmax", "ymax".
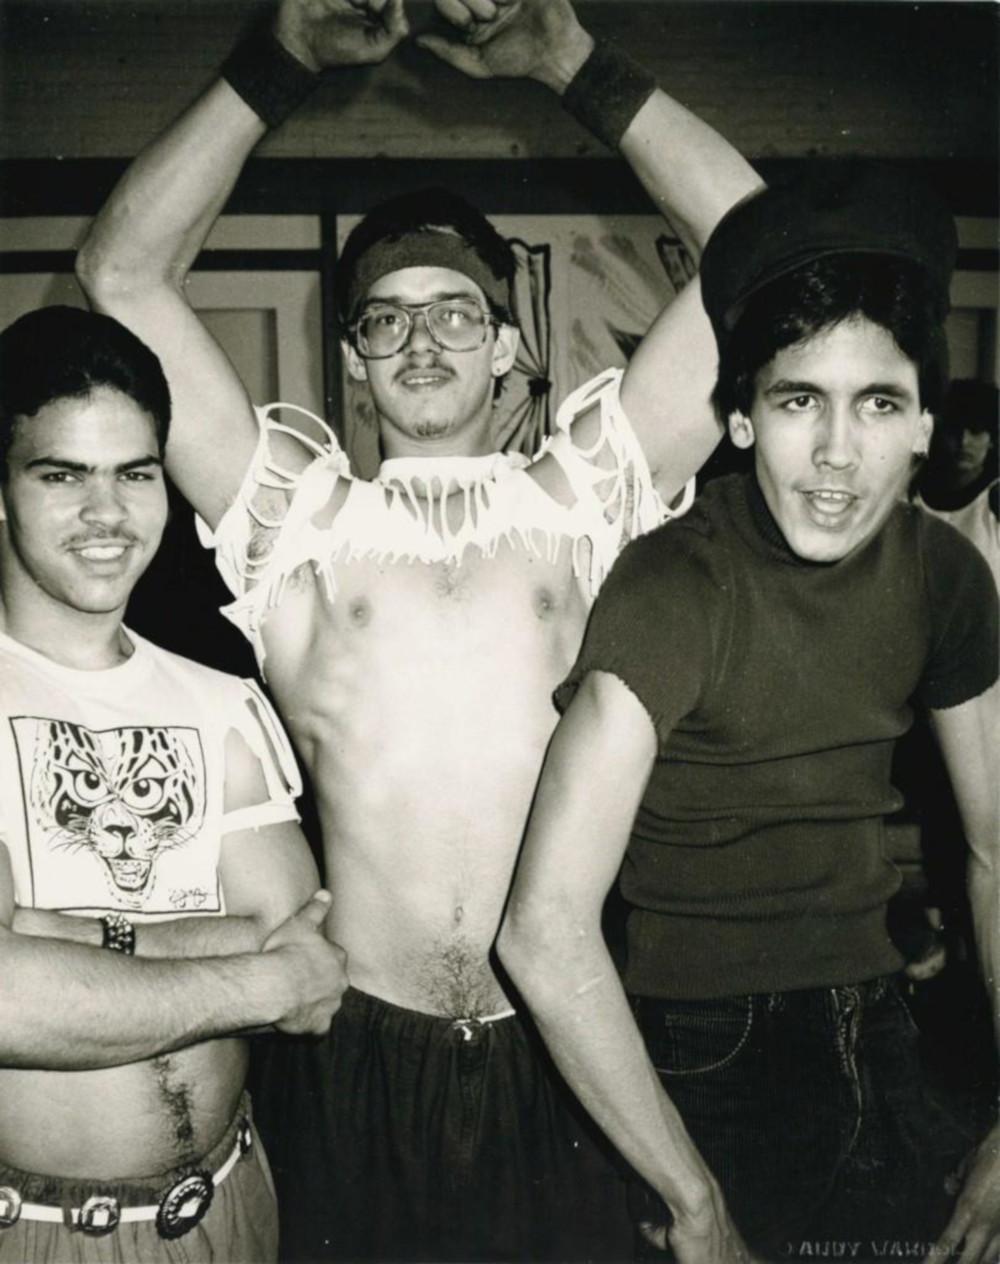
[
  {"xmin": 0, "ymin": 270, "xmax": 325, "ymax": 423},
  {"xmin": 0, "ymin": 215, "xmax": 321, "ymax": 252}
]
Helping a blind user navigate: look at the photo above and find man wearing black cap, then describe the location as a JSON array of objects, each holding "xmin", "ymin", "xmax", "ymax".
[
  {"xmin": 498, "ymin": 167, "xmax": 1000, "ymax": 1262},
  {"xmin": 75, "ymin": 0, "xmax": 763, "ymax": 1260}
]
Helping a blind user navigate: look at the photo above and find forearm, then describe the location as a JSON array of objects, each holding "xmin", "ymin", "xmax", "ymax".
[
  {"xmin": 131, "ymin": 914, "xmax": 267, "ymax": 957},
  {"xmin": 534, "ymin": 19, "xmax": 761, "ymax": 251},
  {"xmin": 967, "ymin": 853, "xmax": 1000, "ymax": 1049},
  {"xmin": 13, "ymin": 907, "xmax": 266, "ymax": 957},
  {"xmin": 932, "ymin": 685, "xmax": 1000, "ymax": 1052},
  {"xmin": 500, "ymin": 921, "xmax": 716, "ymax": 1222},
  {"xmin": 0, "ymin": 926, "xmax": 284, "ymax": 1070}
]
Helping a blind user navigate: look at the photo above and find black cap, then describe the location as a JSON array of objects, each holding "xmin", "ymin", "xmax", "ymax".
[{"xmin": 700, "ymin": 165, "xmax": 958, "ymax": 345}]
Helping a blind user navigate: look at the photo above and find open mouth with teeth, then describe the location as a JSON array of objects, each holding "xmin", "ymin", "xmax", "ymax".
[
  {"xmin": 76, "ymin": 544, "xmax": 129, "ymax": 561},
  {"xmin": 107, "ymin": 857, "xmax": 153, "ymax": 891},
  {"xmin": 802, "ymin": 489, "xmax": 857, "ymax": 518}
]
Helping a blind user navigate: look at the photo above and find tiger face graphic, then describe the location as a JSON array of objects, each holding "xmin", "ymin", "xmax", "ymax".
[{"xmin": 25, "ymin": 719, "xmax": 206, "ymax": 908}]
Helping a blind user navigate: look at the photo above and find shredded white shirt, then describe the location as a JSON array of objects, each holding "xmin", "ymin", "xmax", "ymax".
[{"xmin": 198, "ymin": 368, "xmax": 695, "ymax": 667}]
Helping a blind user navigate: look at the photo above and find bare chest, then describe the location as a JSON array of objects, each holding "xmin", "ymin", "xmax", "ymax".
[
  {"xmin": 262, "ymin": 535, "xmax": 590, "ymax": 718},
  {"xmin": 252, "ymin": 538, "xmax": 593, "ymax": 1015}
]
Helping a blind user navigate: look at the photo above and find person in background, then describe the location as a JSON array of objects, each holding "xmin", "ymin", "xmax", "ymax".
[{"xmin": 915, "ymin": 377, "xmax": 998, "ymax": 589}]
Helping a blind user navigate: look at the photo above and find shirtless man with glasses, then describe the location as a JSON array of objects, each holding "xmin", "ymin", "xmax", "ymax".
[{"xmin": 76, "ymin": 0, "xmax": 760, "ymax": 1258}]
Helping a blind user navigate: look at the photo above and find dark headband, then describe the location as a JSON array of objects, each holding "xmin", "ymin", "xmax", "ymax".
[{"xmin": 344, "ymin": 230, "xmax": 513, "ymax": 322}]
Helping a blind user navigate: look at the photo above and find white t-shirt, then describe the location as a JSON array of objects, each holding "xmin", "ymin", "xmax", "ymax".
[{"xmin": 0, "ymin": 629, "xmax": 299, "ymax": 918}]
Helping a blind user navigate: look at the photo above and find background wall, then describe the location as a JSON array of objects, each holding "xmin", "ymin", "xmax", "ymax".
[
  {"xmin": 1, "ymin": 0, "xmax": 997, "ymax": 165},
  {"xmin": 1, "ymin": 0, "xmax": 996, "ymax": 665}
]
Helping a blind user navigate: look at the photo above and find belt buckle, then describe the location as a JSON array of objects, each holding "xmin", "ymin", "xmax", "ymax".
[
  {"xmin": 237, "ymin": 1118, "xmax": 253, "ymax": 1158},
  {"xmin": 156, "ymin": 1171, "xmax": 214, "ymax": 1240},
  {"xmin": 0, "ymin": 1186, "xmax": 22, "ymax": 1229},
  {"xmin": 78, "ymin": 1195, "xmax": 120, "ymax": 1236},
  {"xmin": 452, "ymin": 1017, "xmax": 483, "ymax": 1045}
]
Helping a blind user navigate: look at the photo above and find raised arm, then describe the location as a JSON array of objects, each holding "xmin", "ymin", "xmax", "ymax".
[
  {"xmin": 418, "ymin": 0, "xmax": 763, "ymax": 504},
  {"xmin": 928, "ymin": 682, "xmax": 1000, "ymax": 1264},
  {"xmin": 496, "ymin": 671, "xmax": 749, "ymax": 1264},
  {"xmin": 76, "ymin": 0, "xmax": 408, "ymax": 528}
]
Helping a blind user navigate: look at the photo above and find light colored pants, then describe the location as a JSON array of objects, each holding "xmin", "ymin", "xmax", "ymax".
[{"xmin": 0, "ymin": 1105, "xmax": 277, "ymax": 1264}]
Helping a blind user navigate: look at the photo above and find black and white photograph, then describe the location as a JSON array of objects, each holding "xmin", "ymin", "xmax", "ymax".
[{"xmin": 0, "ymin": 1, "xmax": 997, "ymax": 1261}]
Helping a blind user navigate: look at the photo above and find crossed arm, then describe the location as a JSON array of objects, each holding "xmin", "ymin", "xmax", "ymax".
[{"xmin": 3, "ymin": 727, "xmax": 344, "ymax": 1070}]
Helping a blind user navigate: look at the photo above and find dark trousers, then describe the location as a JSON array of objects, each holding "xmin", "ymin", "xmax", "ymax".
[
  {"xmin": 252, "ymin": 987, "xmax": 635, "ymax": 1263},
  {"xmin": 632, "ymin": 977, "xmax": 971, "ymax": 1263}
]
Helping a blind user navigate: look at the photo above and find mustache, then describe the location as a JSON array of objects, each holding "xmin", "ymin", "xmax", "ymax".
[{"xmin": 394, "ymin": 358, "xmax": 453, "ymax": 382}]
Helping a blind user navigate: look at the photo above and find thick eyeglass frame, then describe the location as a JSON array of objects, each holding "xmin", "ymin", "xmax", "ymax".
[{"xmin": 349, "ymin": 298, "xmax": 500, "ymax": 360}]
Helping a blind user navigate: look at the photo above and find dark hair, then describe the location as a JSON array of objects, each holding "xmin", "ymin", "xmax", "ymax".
[
  {"xmin": 914, "ymin": 377, "xmax": 998, "ymax": 504},
  {"xmin": 0, "ymin": 306, "xmax": 171, "ymax": 479},
  {"xmin": 939, "ymin": 378, "xmax": 998, "ymax": 437},
  {"xmin": 335, "ymin": 187, "xmax": 517, "ymax": 325},
  {"xmin": 712, "ymin": 254, "xmax": 950, "ymax": 423}
]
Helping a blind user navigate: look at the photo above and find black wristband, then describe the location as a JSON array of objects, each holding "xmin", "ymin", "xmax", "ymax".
[
  {"xmin": 562, "ymin": 40, "xmax": 658, "ymax": 153},
  {"xmin": 101, "ymin": 911, "xmax": 136, "ymax": 956},
  {"xmin": 221, "ymin": 22, "xmax": 320, "ymax": 130}
]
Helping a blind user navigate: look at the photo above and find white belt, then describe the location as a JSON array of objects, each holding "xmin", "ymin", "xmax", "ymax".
[
  {"xmin": 0, "ymin": 1117, "xmax": 252, "ymax": 1240},
  {"xmin": 450, "ymin": 1006, "xmax": 517, "ymax": 1042}
]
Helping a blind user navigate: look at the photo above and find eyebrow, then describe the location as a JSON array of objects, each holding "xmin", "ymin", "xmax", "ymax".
[
  {"xmin": 364, "ymin": 289, "xmax": 483, "ymax": 307},
  {"xmin": 24, "ymin": 455, "xmax": 163, "ymax": 473},
  {"xmin": 763, "ymin": 379, "xmax": 915, "ymax": 401}
]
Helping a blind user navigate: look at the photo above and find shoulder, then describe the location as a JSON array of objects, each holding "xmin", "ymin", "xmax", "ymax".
[
  {"xmin": 905, "ymin": 501, "xmax": 995, "ymax": 593},
  {"xmin": 588, "ymin": 484, "xmax": 736, "ymax": 653},
  {"xmin": 129, "ymin": 638, "xmax": 290, "ymax": 754},
  {"xmin": 608, "ymin": 477, "xmax": 735, "ymax": 588},
  {"xmin": 128, "ymin": 633, "xmax": 248, "ymax": 699}
]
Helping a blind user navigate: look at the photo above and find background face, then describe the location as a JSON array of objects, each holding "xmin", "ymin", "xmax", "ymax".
[
  {"xmin": 739, "ymin": 318, "xmax": 932, "ymax": 563},
  {"xmin": 0, "ymin": 386, "xmax": 167, "ymax": 622}
]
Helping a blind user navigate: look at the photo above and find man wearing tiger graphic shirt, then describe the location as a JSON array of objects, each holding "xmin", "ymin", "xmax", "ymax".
[{"xmin": 0, "ymin": 306, "xmax": 348, "ymax": 1263}]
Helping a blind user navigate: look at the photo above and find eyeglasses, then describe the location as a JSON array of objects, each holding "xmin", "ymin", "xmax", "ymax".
[{"xmin": 350, "ymin": 299, "xmax": 497, "ymax": 359}]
